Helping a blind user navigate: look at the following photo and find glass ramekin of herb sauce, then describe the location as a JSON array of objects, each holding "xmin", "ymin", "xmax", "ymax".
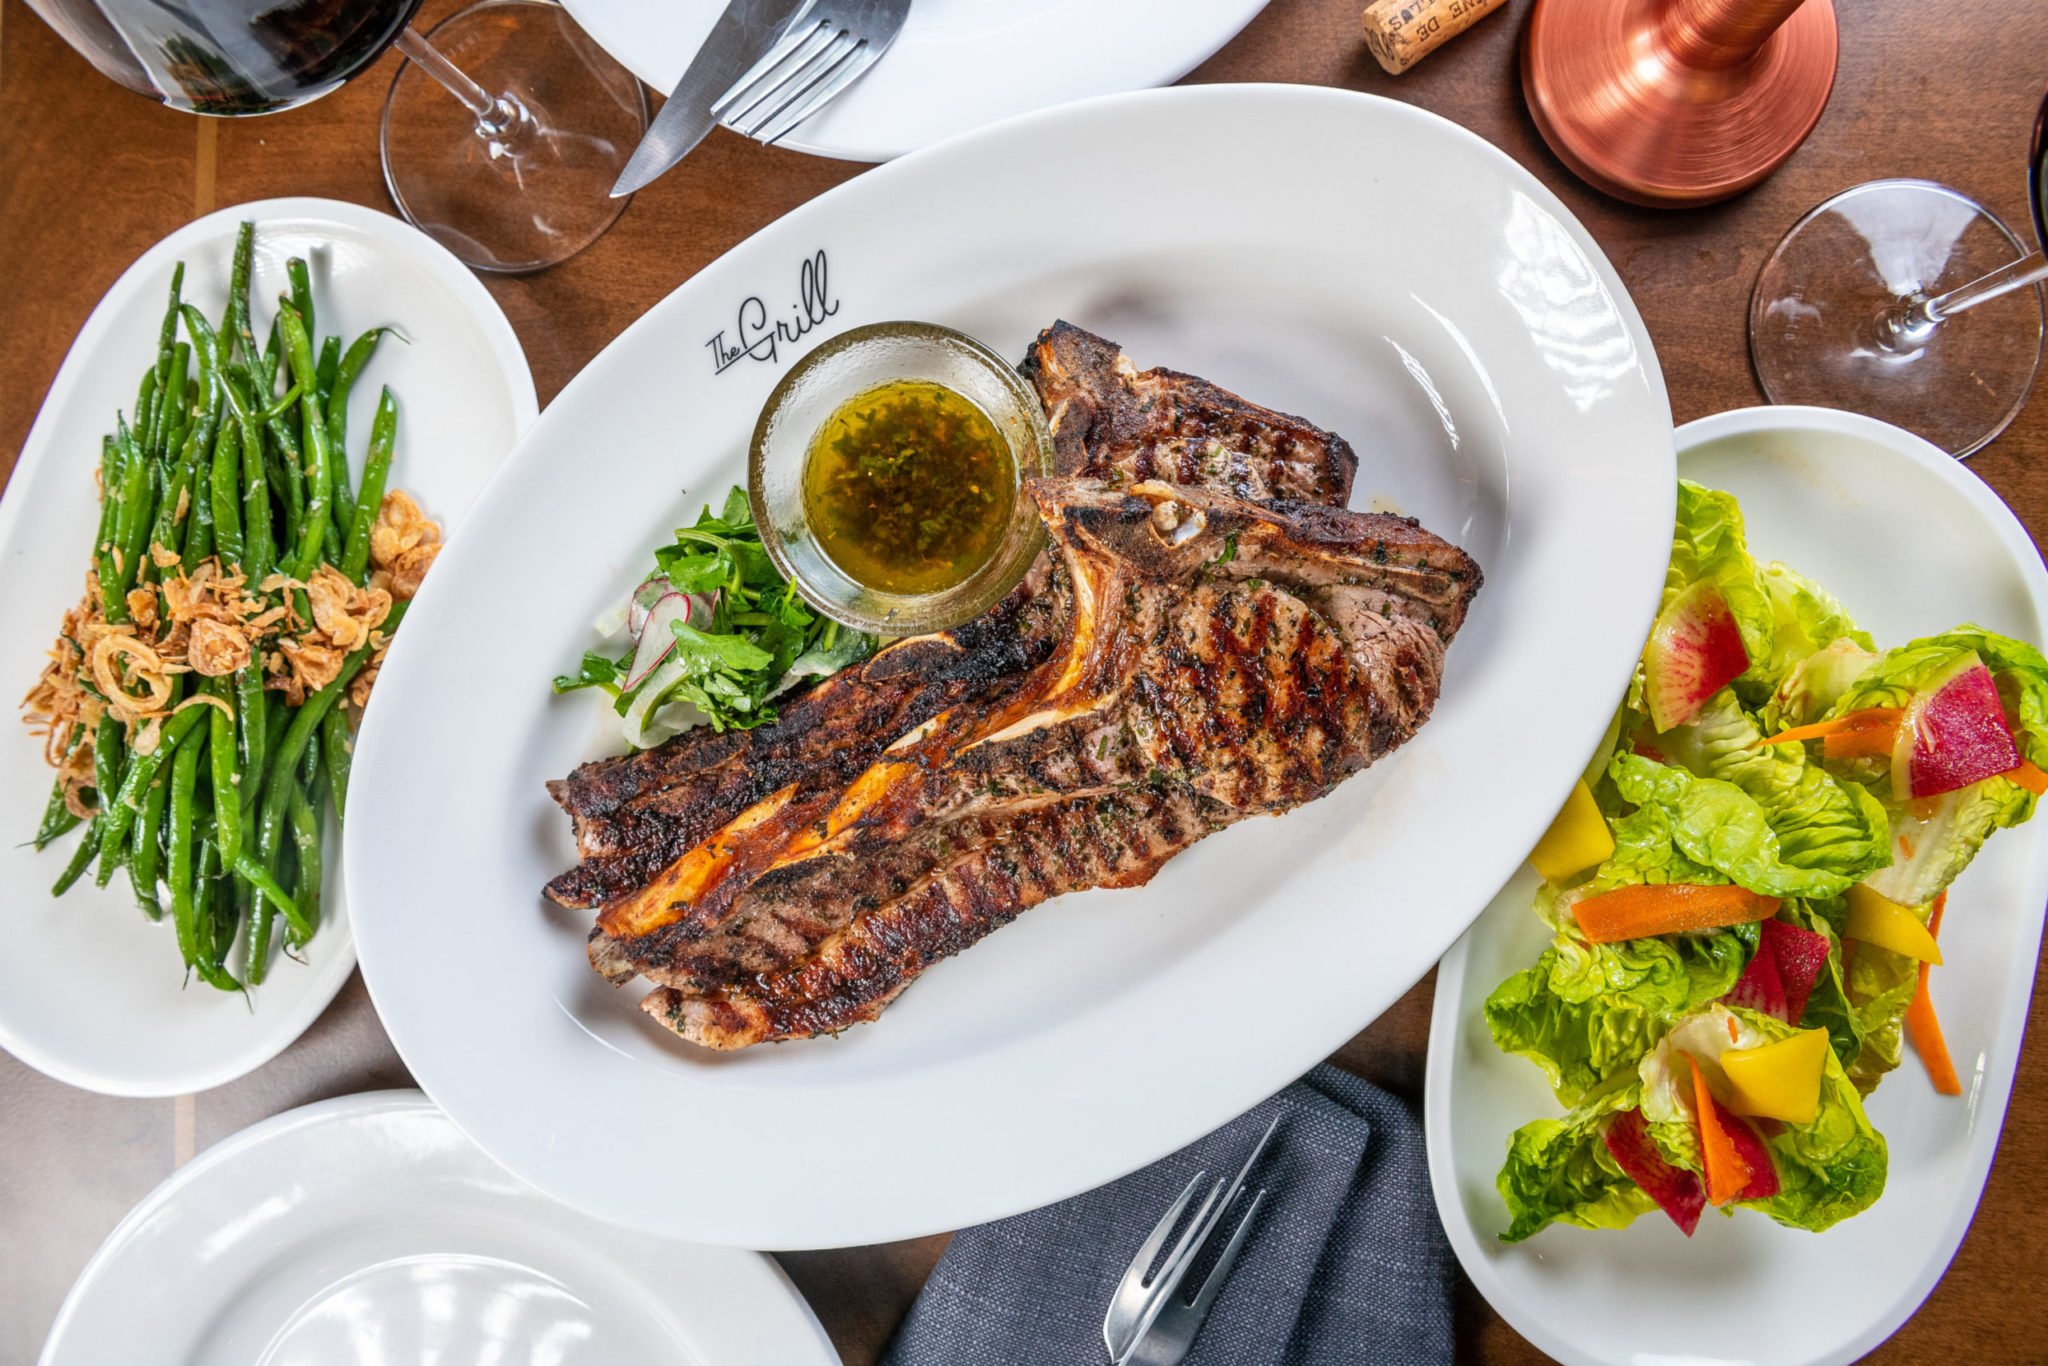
[{"xmin": 749, "ymin": 321, "xmax": 1056, "ymax": 634}]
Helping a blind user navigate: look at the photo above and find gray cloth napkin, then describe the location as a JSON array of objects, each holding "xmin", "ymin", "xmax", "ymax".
[{"xmin": 882, "ymin": 1065, "xmax": 1454, "ymax": 1366}]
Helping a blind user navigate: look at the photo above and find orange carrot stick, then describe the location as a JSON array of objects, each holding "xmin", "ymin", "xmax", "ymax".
[
  {"xmin": 1573, "ymin": 884, "xmax": 1781, "ymax": 944},
  {"xmin": 1823, "ymin": 711, "xmax": 1904, "ymax": 760},
  {"xmin": 2008, "ymin": 758, "xmax": 2048, "ymax": 797},
  {"xmin": 1690, "ymin": 1055, "xmax": 1751, "ymax": 1205},
  {"xmin": 1907, "ymin": 892, "xmax": 1962, "ymax": 1096},
  {"xmin": 1752, "ymin": 707, "xmax": 1902, "ymax": 752}
]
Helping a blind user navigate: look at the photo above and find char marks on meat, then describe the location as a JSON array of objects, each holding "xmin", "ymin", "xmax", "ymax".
[
  {"xmin": 546, "ymin": 321, "xmax": 1357, "ymax": 903},
  {"xmin": 545, "ymin": 324, "xmax": 1479, "ymax": 1049},
  {"xmin": 1021, "ymin": 321, "xmax": 1358, "ymax": 503}
]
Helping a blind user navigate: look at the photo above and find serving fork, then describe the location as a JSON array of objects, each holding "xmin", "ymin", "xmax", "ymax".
[
  {"xmin": 713, "ymin": 0, "xmax": 912, "ymax": 148},
  {"xmin": 1102, "ymin": 1116, "xmax": 1278, "ymax": 1366}
]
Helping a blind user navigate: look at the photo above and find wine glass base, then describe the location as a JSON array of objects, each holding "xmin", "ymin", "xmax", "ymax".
[
  {"xmin": 1749, "ymin": 179, "xmax": 2045, "ymax": 459},
  {"xmin": 380, "ymin": 0, "xmax": 648, "ymax": 273}
]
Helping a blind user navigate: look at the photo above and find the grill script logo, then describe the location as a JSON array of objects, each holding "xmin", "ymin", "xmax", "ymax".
[{"xmin": 706, "ymin": 250, "xmax": 839, "ymax": 376}]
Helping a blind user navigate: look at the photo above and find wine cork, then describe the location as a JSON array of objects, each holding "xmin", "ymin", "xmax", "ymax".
[{"xmin": 1362, "ymin": 0, "xmax": 1508, "ymax": 74}]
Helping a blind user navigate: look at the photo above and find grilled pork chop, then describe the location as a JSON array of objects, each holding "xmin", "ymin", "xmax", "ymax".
[
  {"xmin": 622, "ymin": 478, "xmax": 1480, "ymax": 1047},
  {"xmin": 545, "ymin": 323, "xmax": 1359, "ymax": 908}
]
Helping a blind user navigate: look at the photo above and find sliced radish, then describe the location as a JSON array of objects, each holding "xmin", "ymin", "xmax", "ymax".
[
  {"xmin": 1892, "ymin": 654, "xmax": 2021, "ymax": 799},
  {"xmin": 624, "ymin": 592, "xmax": 694, "ymax": 689},
  {"xmin": 627, "ymin": 575, "xmax": 674, "ymax": 637},
  {"xmin": 1763, "ymin": 919, "xmax": 1831, "ymax": 1025},
  {"xmin": 1602, "ymin": 1107, "xmax": 1705, "ymax": 1236},
  {"xmin": 1722, "ymin": 944, "xmax": 1790, "ymax": 1022},
  {"xmin": 1644, "ymin": 582, "xmax": 1750, "ymax": 732},
  {"xmin": 1706, "ymin": 1089, "xmax": 1781, "ymax": 1200},
  {"xmin": 623, "ymin": 590, "xmax": 719, "ymax": 691},
  {"xmin": 1721, "ymin": 918, "xmax": 1833, "ymax": 1026}
]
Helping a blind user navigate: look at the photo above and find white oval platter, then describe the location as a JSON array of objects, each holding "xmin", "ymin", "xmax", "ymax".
[
  {"xmin": 0, "ymin": 198, "xmax": 537, "ymax": 1097},
  {"xmin": 349, "ymin": 84, "xmax": 1674, "ymax": 1247},
  {"xmin": 1427, "ymin": 405, "xmax": 2048, "ymax": 1366}
]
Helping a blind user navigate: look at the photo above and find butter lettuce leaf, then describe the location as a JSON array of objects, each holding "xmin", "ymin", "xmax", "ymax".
[
  {"xmin": 1865, "ymin": 779, "xmax": 2034, "ymax": 908},
  {"xmin": 1845, "ymin": 936, "xmax": 1924, "ymax": 1090},
  {"xmin": 1658, "ymin": 691, "xmax": 1891, "ymax": 884},
  {"xmin": 1765, "ymin": 638, "xmax": 1879, "ymax": 733},
  {"xmin": 1827, "ymin": 627, "xmax": 2048, "ymax": 905},
  {"xmin": 1667, "ymin": 482, "xmax": 1776, "ymax": 698},
  {"xmin": 1743, "ymin": 1012, "xmax": 1889, "ymax": 1230},
  {"xmin": 1636, "ymin": 1006, "xmax": 1887, "ymax": 1230},
  {"xmin": 1830, "ymin": 627, "xmax": 2048, "ymax": 767},
  {"xmin": 1602, "ymin": 753, "xmax": 1862, "ymax": 899},
  {"xmin": 1497, "ymin": 1082, "xmax": 1654, "ymax": 1243},
  {"xmin": 1585, "ymin": 791, "xmax": 1721, "ymax": 892},
  {"xmin": 1486, "ymin": 907, "xmax": 1754, "ymax": 1109},
  {"xmin": 1758, "ymin": 563, "xmax": 1874, "ymax": 691},
  {"xmin": 1780, "ymin": 897, "xmax": 1863, "ymax": 1071}
]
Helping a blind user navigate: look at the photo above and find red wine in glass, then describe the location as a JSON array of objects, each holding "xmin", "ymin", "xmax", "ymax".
[
  {"xmin": 24, "ymin": 0, "xmax": 648, "ymax": 272},
  {"xmin": 29, "ymin": 0, "xmax": 423, "ymax": 114}
]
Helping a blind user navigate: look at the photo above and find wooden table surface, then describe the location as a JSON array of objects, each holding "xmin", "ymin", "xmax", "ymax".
[{"xmin": 3, "ymin": 0, "xmax": 2046, "ymax": 1361}]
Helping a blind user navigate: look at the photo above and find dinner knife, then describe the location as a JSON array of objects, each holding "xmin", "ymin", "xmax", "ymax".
[{"xmin": 610, "ymin": 0, "xmax": 812, "ymax": 198}]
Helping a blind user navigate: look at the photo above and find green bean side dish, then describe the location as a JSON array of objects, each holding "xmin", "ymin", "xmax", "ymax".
[{"xmin": 21, "ymin": 222, "xmax": 439, "ymax": 996}]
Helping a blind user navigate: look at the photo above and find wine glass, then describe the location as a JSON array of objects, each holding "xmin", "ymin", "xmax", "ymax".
[
  {"xmin": 1748, "ymin": 86, "xmax": 2048, "ymax": 458},
  {"xmin": 23, "ymin": 0, "xmax": 649, "ymax": 274}
]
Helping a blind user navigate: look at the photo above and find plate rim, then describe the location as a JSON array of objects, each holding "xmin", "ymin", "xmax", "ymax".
[
  {"xmin": 348, "ymin": 81, "xmax": 1676, "ymax": 1246},
  {"xmin": 559, "ymin": 0, "xmax": 1276, "ymax": 163},
  {"xmin": 37, "ymin": 1088, "xmax": 841, "ymax": 1366},
  {"xmin": 1424, "ymin": 403, "xmax": 2048, "ymax": 1366},
  {"xmin": 0, "ymin": 196, "xmax": 538, "ymax": 1098}
]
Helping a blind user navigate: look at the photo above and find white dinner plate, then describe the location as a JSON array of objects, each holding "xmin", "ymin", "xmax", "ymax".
[
  {"xmin": 348, "ymin": 84, "xmax": 1674, "ymax": 1247},
  {"xmin": 1427, "ymin": 406, "xmax": 2048, "ymax": 1366},
  {"xmin": 0, "ymin": 199, "xmax": 537, "ymax": 1097},
  {"xmin": 39, "ymin": 1090, "xmax": 838, "ymax": 1366},
  {"xmin": 563, "ymin": 0, "xmax": 1273, "ymax": 162}
]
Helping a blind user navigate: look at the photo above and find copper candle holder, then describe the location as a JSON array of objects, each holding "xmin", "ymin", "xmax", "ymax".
[{"xmin": 1523, "ymin": 0, "xmax": 1839, "ymax": 208}]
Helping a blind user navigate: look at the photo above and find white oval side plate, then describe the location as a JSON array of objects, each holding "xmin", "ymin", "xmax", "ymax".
[
  {"xmin": 563, "ymin": 0, "xmax": 1273, "ymax": 163},
  {"xmin": 0, "ymin": 198, "xmax": 537, "ymax": 1097},
  {"xmin": 1427, "ymin": 406, "xmax": 2048, "ymax": 1366},
  {"xmin": 40, "ymin": 1090, "xmax": 839, "ymax": 1366},
  {"xmin": 348, "ymin": 84, "xmax": 1674, "ymax": 1248}
]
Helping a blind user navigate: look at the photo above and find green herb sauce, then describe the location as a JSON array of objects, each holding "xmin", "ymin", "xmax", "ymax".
[{"xmin": 802, "ymin": 379, "xmax": 1014, "ymax": 595}]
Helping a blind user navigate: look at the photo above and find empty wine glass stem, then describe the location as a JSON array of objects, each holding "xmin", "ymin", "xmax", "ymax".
[
  {"xmin": 1885, "ymin": 250, "xmax": 2048, "ymax": 345},
  {"xmin": 394, "ymin": 25, "xmax": 525, "ymax": 139}
]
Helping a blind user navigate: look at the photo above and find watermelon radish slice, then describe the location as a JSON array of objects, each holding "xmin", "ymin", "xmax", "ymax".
[
  {"xmin": 1705, "ymin": 1089, "xmax": 1781, "ymax": 1200},
  {"xmin": 1722, "ymin": 941, "xmax": 1790, "ymax": 1021},
  {"xmin": 1644, "ymin": 582, "xmax": 1751, "ymax": 732},
  {"xmin": 1893, "ymin": 654, "xmax": 2021, "ymax": 799},
  {"xmin": 1604, "ymin": 1107, "xmax": 1705, "ymax": 1235},
  {"xmin": 1762, "ymin": 919, "xmax": 1831, "ymax": 1024},
  {"xmin": 1723, "ymin": 918, "xmax": 1834, "ymax": 1024}
]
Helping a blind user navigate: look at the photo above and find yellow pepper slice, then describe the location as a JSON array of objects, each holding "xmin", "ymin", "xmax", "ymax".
[
  {"xmin": 1845, "ymin": 883, "xmax": 1943, "ymax": 965},
  {"xmin": 1720, "ymin": 1028, "xmax": 1830, "ymax": 1126},
  {"xmin": 1529, "ymin": 780, "xmax": 1614, "ymax": 883}
]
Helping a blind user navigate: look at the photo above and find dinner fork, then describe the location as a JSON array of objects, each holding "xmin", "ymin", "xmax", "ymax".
[
  {"xmin": 1102, "ymin": 1116, "xmax": 1278, "ymax": 1366},
  {"xmin": 711, "ymin": 0, "xmax": 913, "ymax": 147}
]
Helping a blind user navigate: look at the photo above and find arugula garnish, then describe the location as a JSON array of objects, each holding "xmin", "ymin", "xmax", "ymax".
[
  {"xmin": 552, "ymin": 651, "xmax": 623, "ymax": 695},
  {"xmin": 553, "ymin": 486, "xmax": 877, "ymax": 738}
]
